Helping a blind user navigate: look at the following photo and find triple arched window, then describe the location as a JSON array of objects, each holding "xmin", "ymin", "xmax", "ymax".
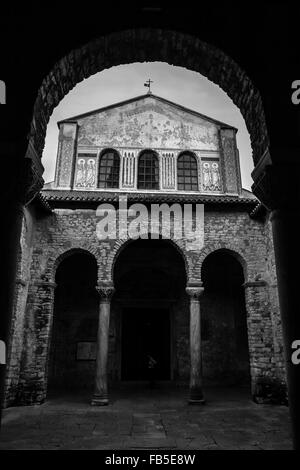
[
  {"xmin": 137, "ymin": 151, "xmax": 159, "ymax": 190},
  {"xmin": 177, "ymin": 153, "xmax": 198, "ymax": 191},
  {"xmin": 95, "ymin": 149, "xmax": 201, "ymax": 191},
  {"xmin": 98, "ymin": 150, "xmax": 120, "ymax": 189}
]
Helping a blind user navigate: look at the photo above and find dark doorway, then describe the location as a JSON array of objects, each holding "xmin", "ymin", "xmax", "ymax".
[
  {"xmin": 121, "ymin": 307, "xmax": 170, "ymax": 380},
  {"xmin": 48, "ymin": 251, "xmax": 98, "ymax": 391},
  {"xmin": 113, "ymin": 238, "xmax": 187, "ymax": 383},
  {"xmin": 201, "ymin": 249, "xmax": 251, "ymax": 388}
]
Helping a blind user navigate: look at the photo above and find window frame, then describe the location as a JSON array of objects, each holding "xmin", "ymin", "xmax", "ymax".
[
  {"xmin": 137, "ymin": 150, "xmax": 160, "ymax": 190},
  {"xmin": 98, "ymin": 149, "xmax": 121, "ymax": 189},
  {"xmin": 176, "ymin": 152, "xmax": 199, "ymax": 191}
]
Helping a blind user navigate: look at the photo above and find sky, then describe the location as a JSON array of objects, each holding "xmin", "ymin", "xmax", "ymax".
[{"xmin": 42, "ymin": 62, "xmax": 253, "ymax": 190}]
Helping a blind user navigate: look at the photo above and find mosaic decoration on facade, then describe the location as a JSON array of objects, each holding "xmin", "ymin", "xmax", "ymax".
[
  {"xmin": 75, "ymin": 154, "xmax": 97, "ymax": 188},
  {"xmin": 202, "ymin": 161, "xmax": 221, "ymax": 192}
]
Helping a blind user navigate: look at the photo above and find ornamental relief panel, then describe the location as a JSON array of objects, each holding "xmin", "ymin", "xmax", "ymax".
[
  {"xmin": 162, "ymin": 152, "xmax": 175, "ymax": 189},
  {"xmin": 220, "ymin": 133, "xmax": 239, "ymax": 193},
  {"xmin": 122, "ymin": 151, "xmax": 136, "ymax": 188},
  {"xmin": 57, "ymin": 140, "xmax": 75, "ymax": 187}
]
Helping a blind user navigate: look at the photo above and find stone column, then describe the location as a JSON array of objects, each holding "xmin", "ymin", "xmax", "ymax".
[
  {"xmin": 91, "ymin": 284, "xmax": 115, "ymax": 406},
  {"xmin": 186, "ymin": 285, "xmax": 205, "ymax": 404}
]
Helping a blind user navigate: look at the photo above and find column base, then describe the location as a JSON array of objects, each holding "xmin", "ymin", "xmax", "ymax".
[
  {"xmin": 188, "ymin": 398, "xmax": 206, "ymax": 405},
  {"xmin": 91, "ymin": 395, "xmax": 109, "ymax": 406},
  {"xmin": 188, "ymin": 387, "xmax": 205, "ymax": 404}
]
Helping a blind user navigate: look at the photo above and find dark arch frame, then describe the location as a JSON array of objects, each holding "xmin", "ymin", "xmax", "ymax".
[
  {"xmin": 52, "ymin": 247, "xmax": 98, "ymax": 283},
  {"xmin": 200, "ymin": 248, "xmax": 251, "ymax": 389},
  {"xmin": 199, "ymin": 246, "xmax": 248, "ymax": 284},
  {"xmin": 30, "ymin": 28, "xmax": 268, "ymax": 170},
  {"xmin": 111, "ymin": 236, "xmax": 189, "ymax": 286}
]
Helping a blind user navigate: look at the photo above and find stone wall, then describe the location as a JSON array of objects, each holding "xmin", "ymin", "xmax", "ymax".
[{"xmin": 4, "ymin": 203, "xmax": 286, "ymax": 406}]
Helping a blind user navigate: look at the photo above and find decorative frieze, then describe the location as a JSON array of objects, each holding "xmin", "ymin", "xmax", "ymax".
[
  {"xmin": 161, "ymin": 152, "xmax": 175, "ymax": 189},
  {"xmin": 122, "ymin": 151, "xmax": 136, "ymax": 188},
  {"xmin": 219, "ymin": 128, "xmax": 241, "ymax": 194},
  {"xmin": 55, "ymin": 123, "xmax": 77, "ymax": 188}
]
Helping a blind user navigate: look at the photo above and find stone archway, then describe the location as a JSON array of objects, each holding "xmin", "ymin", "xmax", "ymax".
[
  {"xmin": 48, "ymin": 250, "xmax": 98, "ymax": 392},
  {"xmin": 0, "ymin": 13, "xmax": 298, "ymax": 448},
  {"xmin": 110, "ymin": 235, "xmax": 191, "ymax": 285},
  {"xmin": 23, "ymin": 31, "xmax": 270, "ymax": 405},
  {"xmin": 112, "ymin": 238, "xmax": 187, "ymax": 385},
  {"xmin": 200, "ymin": 249, "xmax": 251, "ymax": 389},
  {"xmin": 198, "ymin": 243, "xmax": 249, "ymax": 283},
  {"xmin": 27, "ymin": 28, "xmax": 268, "ymax": 187}
]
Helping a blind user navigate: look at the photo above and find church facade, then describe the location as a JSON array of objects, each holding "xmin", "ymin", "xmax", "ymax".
[{"xmin": 4, "ymin": 94, "xmax": 287, "ymax": 407}]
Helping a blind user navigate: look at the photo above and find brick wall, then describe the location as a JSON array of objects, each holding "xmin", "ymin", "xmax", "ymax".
[
  {"xmin": 4, "ymin": 205, "xmax": 36, "ymax": 406},
  {"xmin": 4, "ymin": 203, "xmax": 286, "ymax": 406}
]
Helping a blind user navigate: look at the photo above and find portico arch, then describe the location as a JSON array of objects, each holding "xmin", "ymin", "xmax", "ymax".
[
  {"xmin": 112, "ymin": 237, "xmax": 187, "ymax": 385},
  {"xmin": 48, "ymin": 250, "xmax": 98, "ymax": 392},
  {"xmin": 200, "ymin": 249, "xmax": 251, "ymax": 389},
  {"xmin": 110, "ymin": 235, "xmax": 190, "ymax": 284},
  {"xmin": 28, "ymin": 28, "xmax": 268, "ymax": 178},
  {"xmin": 199, "ymin": 244, "xmax": 248, "ymax": 283}
]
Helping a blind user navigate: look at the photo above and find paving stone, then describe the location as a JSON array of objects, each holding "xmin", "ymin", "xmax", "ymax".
[{"xmin": 0, "ymin": 388, "xmax": 292, "ymax": 450}]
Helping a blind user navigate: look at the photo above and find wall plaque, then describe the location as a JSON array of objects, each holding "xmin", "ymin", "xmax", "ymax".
[{"xmin": 76, "ymin": 341, "xmax": 97, "ymax": 360}]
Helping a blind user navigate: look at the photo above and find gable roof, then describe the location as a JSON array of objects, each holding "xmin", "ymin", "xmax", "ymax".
[{"xmin": 57, "ymin": 93, "xmax": 238, "ymax": 131}]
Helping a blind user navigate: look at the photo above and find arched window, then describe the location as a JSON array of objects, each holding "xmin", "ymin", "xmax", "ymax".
[
  {"xmin": 137, "ymin": 151, "xmax": 159, "ymax": 190},
  {"xmin": 98, "ymin": 150, "xmax": 120, "ymax": 188},
  {"xmin": 177, "ymin": 153, "xmax": 198, "ymax": 191}
]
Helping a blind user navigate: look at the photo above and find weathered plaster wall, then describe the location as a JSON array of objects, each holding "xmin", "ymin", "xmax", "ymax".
[{"xmin": 77, "ymin": 96, "xmax": 220, "ymax": 150}]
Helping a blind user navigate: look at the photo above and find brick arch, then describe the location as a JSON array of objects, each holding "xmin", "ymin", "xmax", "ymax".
[
  {"xmin": 49, "ymin": 244, "xmax": 99, "ymax": 283},
  {"xmin": 109, "ymin": 236, "xmax": 191, "ymax": 285},
  {"xmin": 198, "ymin": 243, "xmax": 248, "ymax": 282},
  {"xmin": 31, "ymin": 28, "xmax": 268, "ymax": 168}
]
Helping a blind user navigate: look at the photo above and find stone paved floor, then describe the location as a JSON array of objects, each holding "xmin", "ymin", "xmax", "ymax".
[{"xmin": 0, "ymin": 386, "xmax": 293, "ymax": 450}]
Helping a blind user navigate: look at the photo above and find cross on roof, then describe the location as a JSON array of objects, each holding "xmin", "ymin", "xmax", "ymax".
[{"xmin": 144, "ymin": 78, "xmax": 153, "ymax": 94}]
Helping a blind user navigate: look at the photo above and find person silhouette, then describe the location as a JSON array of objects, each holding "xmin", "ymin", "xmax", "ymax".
[{"xmin": 147, "ymin": 353, "xmax": 157, "ymax": 389}]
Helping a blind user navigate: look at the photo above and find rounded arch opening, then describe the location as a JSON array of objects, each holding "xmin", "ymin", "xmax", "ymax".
[
  {"xmin": 177, "ymin": 151, "xmax": 199, "ymax": 191},
  {"xmin": 98, "ymin": 148, "xmax": 121, "ymax": 189},
  {"xmin": 137, "ymin": 149, "xmax": 159, "ymax": 190},
  {"xmin": 200, "ymin": 247, "xmax": 248, "ymax": 283},
  {"xmin": 112, "ymin": 238, "xmax": 188, "ymax": 382},
  {"xmin": 33, "ymin": 28, "xmax": 268, "ymax": 176},
  {"xmin": 201, "ymin": 249, "xmax": 251, "ymax": 389},
  {"xmin": 48, "ymin": 251, "xmax": 98, "ymax": 393}
]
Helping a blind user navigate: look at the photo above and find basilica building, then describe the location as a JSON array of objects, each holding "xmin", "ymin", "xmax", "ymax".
[{"xmin": 4, "ymin": 93, "xmax": 287, "ymax": 407}]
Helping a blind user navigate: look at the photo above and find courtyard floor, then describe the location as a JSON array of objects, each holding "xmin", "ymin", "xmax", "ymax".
[{"xmin": 0, "ymin": 386, "xmax": 293, "ymax": 450}]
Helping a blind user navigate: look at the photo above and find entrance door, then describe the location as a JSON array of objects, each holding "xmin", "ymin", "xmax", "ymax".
[{"xmin": 121, "ymin": 308, "xmax": 170, "ymax": 380}]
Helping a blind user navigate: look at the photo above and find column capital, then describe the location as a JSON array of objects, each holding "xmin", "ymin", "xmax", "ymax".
[
  {"xmin": 186, "ymin": 284, "xmax": 204, "ymax": 300},
  {"xmin": 95, "ymin": 284, "xmax": 115, "ymax": 301}
]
